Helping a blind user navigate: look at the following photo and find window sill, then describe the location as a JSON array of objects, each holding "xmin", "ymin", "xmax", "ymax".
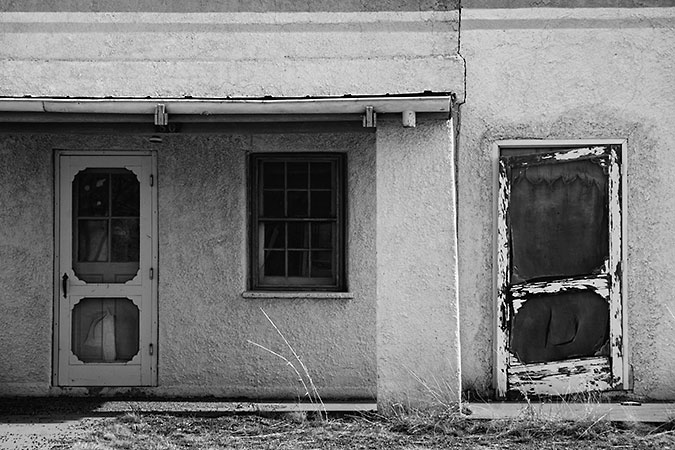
[{"xmin": 241, "ymin": 291, "xmax": 354, "ymax": 300}]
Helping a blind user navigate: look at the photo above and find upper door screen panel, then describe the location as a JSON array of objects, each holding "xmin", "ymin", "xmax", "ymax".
[{"xmin": 73, "ymin": 168, "xmax": 140, "ymax": 283}]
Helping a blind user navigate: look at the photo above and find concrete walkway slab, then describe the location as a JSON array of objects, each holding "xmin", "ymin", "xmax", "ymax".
[
  {"xmin": 465, "ymin": 401, "xmax": 675, "ymax": 423},
  {"xmin": 0, "ymin": 399, "xmax": 377, "ymax": 449},
  {"xmin": 0, "ymin": 416, "xmax": 98, "ymax": 450},
  {"xmin": 0, "ymin": 398, "xmax": 377, "ymax": 416}
]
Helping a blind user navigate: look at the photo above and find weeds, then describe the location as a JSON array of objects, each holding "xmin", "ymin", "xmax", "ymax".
[
  {"xmin": 405, "ymin": 367, "xmax": 463, "ymax": 414},
  {"xmin": 72, "ymin": 410, "xmax": 675, "ymax": 450},
  {"xmin": 247, "ymin": 307, "xmax": 327, "ymax": 420}
]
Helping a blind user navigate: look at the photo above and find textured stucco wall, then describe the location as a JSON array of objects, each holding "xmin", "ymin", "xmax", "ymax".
[
  {"xmin": 376, "ymin": 119, "xmax": 461, "ymax": 409},
  {"xmin": 157, "ymin": 131, "xmax": 377, "ymax": 399},
  {"xmin": 0, "ymin": 129, "xmax": 378, "ymax": 399},
  {"xmin": 0, "ymin": 135, "xmax": 54, "ymax": 395},
  {"xmin": 458, "ymin": 7, "xmax": 675, "ymax": 399},
  {"xmin": 0, "ymin": 2, "xmax": 463, "ymax": 98}
]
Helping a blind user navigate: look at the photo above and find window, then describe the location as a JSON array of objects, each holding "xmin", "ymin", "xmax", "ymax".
[{"xmin": 250, "ymin": 154, "xmax": 345, "ymax": 291}]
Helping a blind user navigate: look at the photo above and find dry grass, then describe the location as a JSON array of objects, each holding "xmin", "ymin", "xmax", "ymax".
[
  {"xmin": 69, "ymin": 409, "xmax": 675, "ymax": 450},
  {"xmin": 247, "ymin": 308, "xmax": 327, "ymax": 420}
]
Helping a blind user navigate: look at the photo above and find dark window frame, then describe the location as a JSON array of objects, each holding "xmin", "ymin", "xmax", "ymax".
[{"xmin": 249, "ymin": 153, "xmax": 346, "ymax": 291}]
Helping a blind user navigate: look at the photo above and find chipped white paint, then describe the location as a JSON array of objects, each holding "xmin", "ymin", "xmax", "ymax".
[
  {"xmin": 511, "ymin": 276, "xmax": 609, "ymax": 298},
  {"xmin": 608, "ymin": 144, "xmax": 627, "ymax": 389},
  {"xmin": 509, "ymin": 357, "xmax": 613, "ymax": 396},
  {"xmin": 496, "ymin": 144, "xmax": 624, "ymax": 397},
  {"xmin": 511, "ymin": 276, "xmax": 610, "ymax": 315},
  {"xmin": 544, "ymin": 146, "xmax": 608, "ymax": 161},
  {"xmin": 495, "ymin": 158, "xmax": 511, "ymax": 397}
]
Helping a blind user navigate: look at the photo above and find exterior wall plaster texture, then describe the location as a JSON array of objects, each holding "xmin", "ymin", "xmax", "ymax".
[
  {"xmin": 0, "ymin": 2, "xmax": 464, "ymax": 99},
  {"xmin": 0, "ymin": 135, "xmax": 54, "ymax": 395},
  {"xmin": 0, "ymin": 129, "xmax": 379, "ymax": 399},
  {"xmin": 0, "ymin": 0, "xmax": 465, "ymax": 403},
  {"xmin": 376, "ymin": 119, "xmax": 461, "ymax": 409},
  {"xmin": 458, "ymin": 6, "xmax": 675, "ymax": 399}
]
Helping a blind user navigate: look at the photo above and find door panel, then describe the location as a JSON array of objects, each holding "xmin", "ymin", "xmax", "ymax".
[
  {"xmin": 56, "ymin": 153, "xmax": 156, "ymax": 386},
  {"xmin": 496, "ymin": 145, "xmax": 624, "ymax": 397}
]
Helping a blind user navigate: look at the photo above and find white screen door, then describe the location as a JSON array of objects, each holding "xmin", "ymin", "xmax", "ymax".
[
  {"xmin": 496, "ymin": 144, "xmax": 625, "ymax": 397},
  {"xmin": 56, "ymin": 152, "xmax": 157, "ymax": 386}
]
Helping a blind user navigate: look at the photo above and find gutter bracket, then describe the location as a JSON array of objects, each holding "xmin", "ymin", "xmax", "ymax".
[
  {"xmin": 362, "ymin": 106, "xmax": 376, "ymax": 128},
  {"xmin": 154, "ymin": 104, "xmax": 168, "ymax": 126},
  {"xmin": 402, "ymin": 110, "xmax": 416, "ymax": 128}
]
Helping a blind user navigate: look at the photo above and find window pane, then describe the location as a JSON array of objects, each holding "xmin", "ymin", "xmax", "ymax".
[
  {"xmin": 510, "ymin": 291, "xmax": 609, "ymax": 364},
  {"xmin": 310, "ymin": 191, "xmax": 333, "ymax": 217},
  {"xmin": 111, "ymin": 219, "xmax": 139, "ymax": 262},
  {"xmin": 509, "ymin": 160, "xmax": 608, "ymax": 283},
  {"xmin": 287, "ymin": 191, "xmax": 309, "ymax": 217},
  {"xmin": 252, "ymin": 155, "xmax": 343, "ymax": 289},
  {"xmin": 311, "ymin": 222, "xmax": 333, "ymax": 249},
  {"xmin": 78, "ymin": 220, "xmax": 108, "ymax": 262},
  {"xmin": 264, "ymin": 222, "xmax": 285, "ymax": 249},
  {"xmin": 263, "ymin": 162, "xmax": 285, "ymax": 189},
  {"xmin": 111, "ymin": 172, "xmax": 139, "ymax": 216},
  {"xmin": 262, "ymin": 190, "xmax": 285, "ymax": 217},
  {"xmin": 287, "ymin": 162, "xmax": 308, "ymax": 189},
  {"xmin": 310, "ymin": 162, "xmax": 332, "ymax": 189},
  {"xmin": 288, "ymin": 251, "xmax": 309, "ymax": 277},
  {"xmin": 77, "ymin": 172, "xmax": 109, "ymax": 217},
  {"xmin": 311, "ymin": 251, "xmax": 333, "ymax": 278},
  {"xmin": 288, "ymin": 222, "xmax": 309, "ymax": 249},
  {"xmin": 263, "ymin": 251, "xmax": 285, "ymax": 276},
  {"xmin": 71, "ymin": 297, "xmax": 139, "ymax": 363}
]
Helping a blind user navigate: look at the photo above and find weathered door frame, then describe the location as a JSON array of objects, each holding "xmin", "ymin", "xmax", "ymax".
[
  {"xmin": 493, "ymin": 139, "xmax": 628, "ymax": 397},
  {"xmin": 52, "ymin": 150, "xmax": 158, "ymax": 387}
]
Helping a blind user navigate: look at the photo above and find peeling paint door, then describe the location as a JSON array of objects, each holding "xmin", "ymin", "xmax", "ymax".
[
  {"xmin": 496, "ymin": 145, "xmax": 624, "ymax": 397},
  {"xmin": 55, "ymin": 152, "xmax": 157, "ymax": 386}
]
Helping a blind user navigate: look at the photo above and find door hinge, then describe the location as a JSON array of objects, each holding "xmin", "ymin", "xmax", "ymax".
[
  {"xmin": 150, "ymin": 174, "xmax": 154, "ymax": 187},
  {"xmin": 149, "ymin": 267, "xmax": 154, "ymax": 279}
]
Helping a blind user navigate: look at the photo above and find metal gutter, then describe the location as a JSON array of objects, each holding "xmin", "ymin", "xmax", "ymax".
[{"xmin": 0, "ymin": 95, "xmax": 452, "ymax": 115}]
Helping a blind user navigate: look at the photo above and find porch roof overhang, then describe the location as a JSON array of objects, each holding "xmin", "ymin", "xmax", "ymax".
[{"xmin": 0, "ymin": 93, "xmax": 453, "ymax": 127}]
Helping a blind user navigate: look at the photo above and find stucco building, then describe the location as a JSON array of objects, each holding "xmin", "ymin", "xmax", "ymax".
[{"xmin": 1, "ymin": 0, "xmax": 674, "ymax": 408}]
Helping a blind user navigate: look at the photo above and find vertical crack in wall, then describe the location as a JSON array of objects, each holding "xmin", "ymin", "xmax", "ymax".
[
  {"xmin": 457, "ymin": 0, "xmax": 467, "ymax": 105},
  {"xmin": 453, "ymin": 0, "xmax": 467, "ymax": 398},
  {"xmin": 453, "ymin": 1, "xmax": 465, "ymax": 261}
]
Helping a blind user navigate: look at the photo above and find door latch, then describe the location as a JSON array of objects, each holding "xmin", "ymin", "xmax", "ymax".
[
  {"xmin": 149, "ymin": 343, "xmax": 154, "ymax": 356},
  {"xmin": 62, "ymin": 273, "xmax": 68, "ymax": 298}
]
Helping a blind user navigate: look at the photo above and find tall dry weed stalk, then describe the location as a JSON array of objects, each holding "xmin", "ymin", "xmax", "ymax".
[{"xmin": 248, "ymin": 307, "xmax": 327, "ymax": 419}]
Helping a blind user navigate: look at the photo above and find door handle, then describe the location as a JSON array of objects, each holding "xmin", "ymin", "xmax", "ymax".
[{"xmin": 62, "ymin": 273, "xmax": 68, "ymax": 298}]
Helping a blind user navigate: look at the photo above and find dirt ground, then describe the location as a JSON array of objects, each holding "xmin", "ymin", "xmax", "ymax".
[
  {"xmin": 2, "ymin": 398, "xmax": 675, "ymax": 450},
  {"xmin": 68, "ymin": 412, "xmax": 675, "ymax": 449}
]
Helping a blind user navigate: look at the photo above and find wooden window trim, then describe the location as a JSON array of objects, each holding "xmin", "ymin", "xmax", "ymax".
[{"xmin": 249, "ymin": 153, "xmax": 346, "ymax": 292}]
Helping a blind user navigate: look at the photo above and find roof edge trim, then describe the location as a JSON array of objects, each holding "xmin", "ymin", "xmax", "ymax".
[{"xmin": 0, "ymin": 94, "xmax": 453, "ymax": 116}]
